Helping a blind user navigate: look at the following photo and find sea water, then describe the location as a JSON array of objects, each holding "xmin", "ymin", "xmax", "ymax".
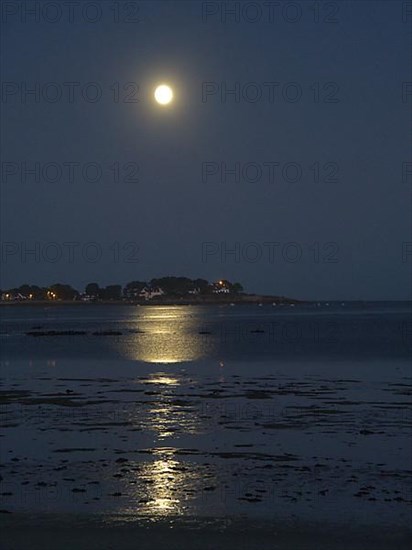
[{"xmin": 0, "ymin": 302, "xmax": 411, "ymax": 529}]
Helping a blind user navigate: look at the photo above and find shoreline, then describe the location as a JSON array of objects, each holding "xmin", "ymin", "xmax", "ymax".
[
  {"xmin": 0, "ymin": 298, "xmax": 410, "ymax": 308},
  {"xmin": 0, "ymin": 294, "xmax": 303, "ymax": 307},
  {"xmin": 1, "ymin": 514, "xmax": 410, "ymax": 550}
]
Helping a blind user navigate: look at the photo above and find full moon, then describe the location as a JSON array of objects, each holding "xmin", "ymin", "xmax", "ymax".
[{"xmin": 154, "ymin": 84, "xmax": 174, "ymax": 105}]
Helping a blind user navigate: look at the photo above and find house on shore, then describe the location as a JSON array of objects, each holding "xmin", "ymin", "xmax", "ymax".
[
  {"xmin": 212, "ymin": 281, "xmax": 230, "ymax": 294},
  {"xmin": 139, "ymin": 287, "xmax": 165, "ymax": 301}
]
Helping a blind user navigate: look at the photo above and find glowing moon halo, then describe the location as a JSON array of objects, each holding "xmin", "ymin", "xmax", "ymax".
[{"xmin": 154, "ymin": 84, "xmax": 174, "ymax": 105}]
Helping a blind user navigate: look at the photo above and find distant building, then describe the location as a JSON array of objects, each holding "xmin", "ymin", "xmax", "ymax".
[
  {"xmin": 213, "ymin": 287, "xmax": 230, "ymax": 294},
  {"xmin": 139, "ymin": 287, "xmax": 165, "ymax": 300},
  {"xmin": 1, "ymin": 292, "xmax": 27, "ymax": 301},
  {"xmin": 212, "ymin": 281, "xmax": 230, "ymax": 294}
]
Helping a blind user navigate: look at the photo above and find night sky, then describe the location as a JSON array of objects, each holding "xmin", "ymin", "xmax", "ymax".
[{"xmin": 1, "ymin": 0, "xmax": 410, "ymax": 300}]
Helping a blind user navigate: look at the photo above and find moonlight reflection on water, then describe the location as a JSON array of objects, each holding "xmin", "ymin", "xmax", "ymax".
[{"xmin": 120, "ymin": 307, "xmax": 211, "ymax": 364}]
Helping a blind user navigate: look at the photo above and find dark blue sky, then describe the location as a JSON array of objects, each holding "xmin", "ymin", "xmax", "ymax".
[{"xmin": 1, "ymin": 0, "xmax": 411, "ymax": 299}]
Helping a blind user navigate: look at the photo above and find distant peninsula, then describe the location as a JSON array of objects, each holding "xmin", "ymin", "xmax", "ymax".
[{"xmin": 0, "ymin": 277, "xmax": 300, "ymax": 306}]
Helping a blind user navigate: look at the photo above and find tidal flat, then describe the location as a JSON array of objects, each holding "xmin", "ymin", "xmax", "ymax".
[{"xmin": 0, "ymin": 303, "xmax": 411, "ymax": 548}]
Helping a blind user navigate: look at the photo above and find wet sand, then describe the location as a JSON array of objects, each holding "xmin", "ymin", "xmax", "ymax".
[
  {"xmin": 1, "ymin": 515, "xmax": 411, "ymax": 550},
  {"xmin": 1, "ymin": 304, "xmax": 411, "ymax": 548},
  {"xmin": 1, "ymin": 361, "xmax": 411, "ymax": 530}
]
